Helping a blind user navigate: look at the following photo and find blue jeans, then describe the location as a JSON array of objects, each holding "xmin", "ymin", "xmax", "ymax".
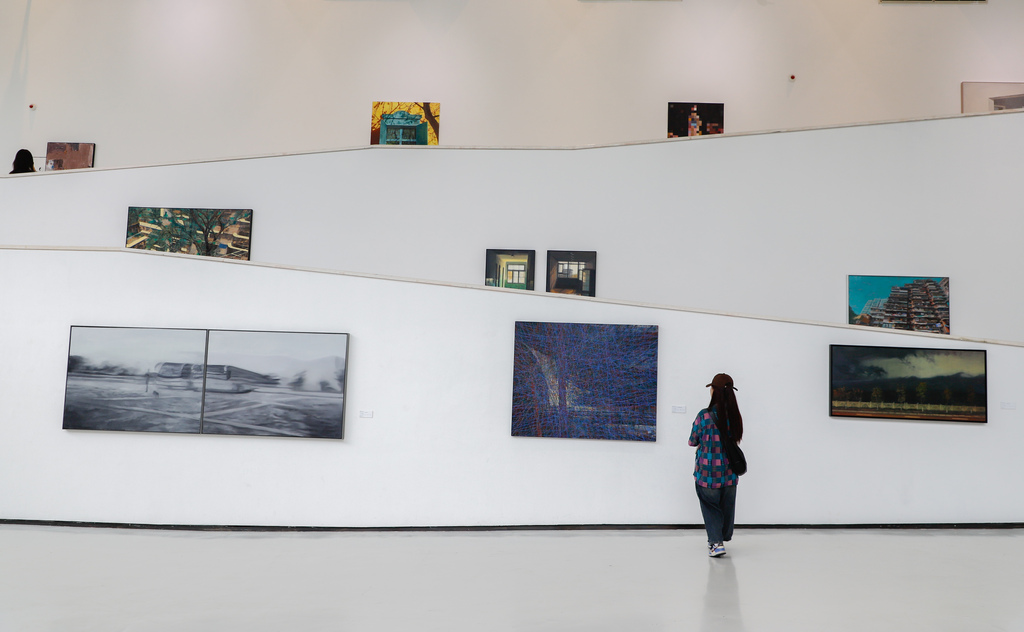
[{"xmin": 695, "ymin": 483, "xmax": 737, "ymax": 544}]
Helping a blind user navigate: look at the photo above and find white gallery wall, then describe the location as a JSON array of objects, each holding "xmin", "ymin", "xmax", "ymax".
[
  {"xmin": 3, "ymin": 111, "xmax": 1024, "ymax": 342},
  {"xmin": 2, "ymin": 247, "xmax": 1022, "ymax": 527},
  {"xmin": 3, "ymin": 0, "xmax": 1024, "ymax": 167}
]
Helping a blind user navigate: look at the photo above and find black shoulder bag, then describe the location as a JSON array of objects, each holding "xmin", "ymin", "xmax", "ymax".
[{"xmin": 712, "ymin": 412, "xmax": 747, "ymax": 476}]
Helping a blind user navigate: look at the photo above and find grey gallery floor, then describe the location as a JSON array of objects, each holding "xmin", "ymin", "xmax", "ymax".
[{"xmin": 2, "ymin": 524, "xmax": 1023, "ymax": 631}]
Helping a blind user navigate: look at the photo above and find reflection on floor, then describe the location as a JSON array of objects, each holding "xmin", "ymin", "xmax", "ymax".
[{"xmin": 2, "ymin": 525, "xmax": 1023, "ymax": 632}]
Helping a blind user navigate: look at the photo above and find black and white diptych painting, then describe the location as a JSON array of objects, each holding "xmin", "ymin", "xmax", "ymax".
[{"xmin": 62, "ymin": 326, "xmax": 349, "ymax": 439}]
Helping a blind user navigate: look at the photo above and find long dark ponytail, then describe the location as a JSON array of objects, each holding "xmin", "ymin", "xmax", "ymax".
[{"xmin": 707, "ymin": 374, "xmax": 743, "ymax": 443}]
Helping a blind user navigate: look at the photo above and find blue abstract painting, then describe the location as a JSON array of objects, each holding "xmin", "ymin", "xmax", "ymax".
[{"xmin": 512, "ymin": 322, "xmax": 659, "ymax": 441}]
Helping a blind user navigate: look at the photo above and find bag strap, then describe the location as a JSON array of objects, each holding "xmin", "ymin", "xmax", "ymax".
[{"xmin": 710, "ymin": 407, "xmax": 735, "ymax": 447}]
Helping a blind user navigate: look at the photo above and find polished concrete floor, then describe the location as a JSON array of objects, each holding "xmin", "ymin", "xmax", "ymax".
[{"xmin": 2, "ymin": 524, "xmax": 1023, "ymax": 631}]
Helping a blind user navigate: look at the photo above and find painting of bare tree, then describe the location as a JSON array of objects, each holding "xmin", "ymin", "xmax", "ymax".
[
  {"xmin": 126, "ymin": 207, "xmax": 252, "ymax": 260},
  {"xmin": 370, "ymin": 102, "xmax": 440, "ymax": 145}
]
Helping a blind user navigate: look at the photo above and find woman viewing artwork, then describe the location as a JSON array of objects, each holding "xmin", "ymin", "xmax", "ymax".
[{"xmin": 688, "ymin": 373, "xmax": 744, "ymax": 557}]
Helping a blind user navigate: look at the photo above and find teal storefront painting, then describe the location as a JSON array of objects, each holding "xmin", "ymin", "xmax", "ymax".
[{"xmin": 379, "ymin": 111, "xmax": 428, "ymax": 145}]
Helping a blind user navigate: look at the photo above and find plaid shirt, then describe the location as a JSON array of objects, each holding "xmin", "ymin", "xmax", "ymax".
[{"xmin": 688, "ymin": 408, "xmax": 738, "ymax": 488}]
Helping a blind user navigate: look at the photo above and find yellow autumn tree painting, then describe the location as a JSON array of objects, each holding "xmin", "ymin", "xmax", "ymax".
[{"xmin": 370, "ymin": 102, "xmax": 440, "ymax": 146}]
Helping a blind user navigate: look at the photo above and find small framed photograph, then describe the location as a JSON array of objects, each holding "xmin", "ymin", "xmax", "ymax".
[
  {"xmin": 485, "ymin": 249, "xmax": 535, "ymax": 290},
  {"xmin": 668, "ymin": 102, "xmax": 724, "ymax": 138},
  {"xmin": 546, "ymin": 250, "xmax": 596, "ymax": 297}
]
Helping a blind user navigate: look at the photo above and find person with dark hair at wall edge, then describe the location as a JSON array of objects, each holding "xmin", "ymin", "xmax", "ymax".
[
  {"xmin": 10, "ymin": 149, "xmax": 36, "ymax": 174},
  {"xmin": 688, "ymin": 373, "xmax": 744, "ymax": 557}
]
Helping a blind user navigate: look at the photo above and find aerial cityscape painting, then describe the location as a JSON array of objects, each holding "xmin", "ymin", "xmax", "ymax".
[
  {"xmin": 830, "ymin": 345, "xmax": 986, "ymax": 423},
  {"xmin": 126, "ymin": 207, "xmax": 252, "ymax": 260},
  {"xmin": 512, "ymin": 321, "xmax": 659, "ymax": 441},
  {"xmin": 848, "ymin": 275, "xmax": 949, "ymax": 334}
]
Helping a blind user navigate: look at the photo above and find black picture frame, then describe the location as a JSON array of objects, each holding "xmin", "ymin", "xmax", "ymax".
[
  {"xmin": 545, "ymin": 250, "xmax": 596, "ymax": 297},
  {"xmin": 668, "ymin": 102, "xmax": 724, "ymax": 138},
  {"xmin": 485, "ymin": 249, "xmax": 535, "ymax": 290},
  {"xmin": 829, "ymin": 344, "xmax": 986, "ymax": 423}
]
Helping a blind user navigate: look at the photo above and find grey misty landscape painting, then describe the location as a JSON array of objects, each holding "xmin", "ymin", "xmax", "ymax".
[
  {"xmin": 63, "ymin": 327, "xmax": 208, "ymax": 434},
  {"xmin": 201, "ymin": 330, "xmax": 348, "ymax": 439},
  {"xmin": 62, "ymin": 327, "xmax": 349, "ymax": 439}
]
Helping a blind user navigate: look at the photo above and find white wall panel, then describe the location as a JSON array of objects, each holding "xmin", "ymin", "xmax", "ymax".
[
  {"xmin": 2, "ymin": 0, "xmax": 1024, "ymax": 167},
  {"xmin": 1, "ymin": 248, "xmax": 1021, "ymax": 527},
  {"xmin": 3, "ymin": 112, "xmax": 1024, "ymax": 342}
]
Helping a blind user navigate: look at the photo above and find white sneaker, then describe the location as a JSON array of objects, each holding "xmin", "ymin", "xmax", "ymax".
[{"xmin": 708, "ymin": 542, "xmax": 726, "ymax": 557}]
